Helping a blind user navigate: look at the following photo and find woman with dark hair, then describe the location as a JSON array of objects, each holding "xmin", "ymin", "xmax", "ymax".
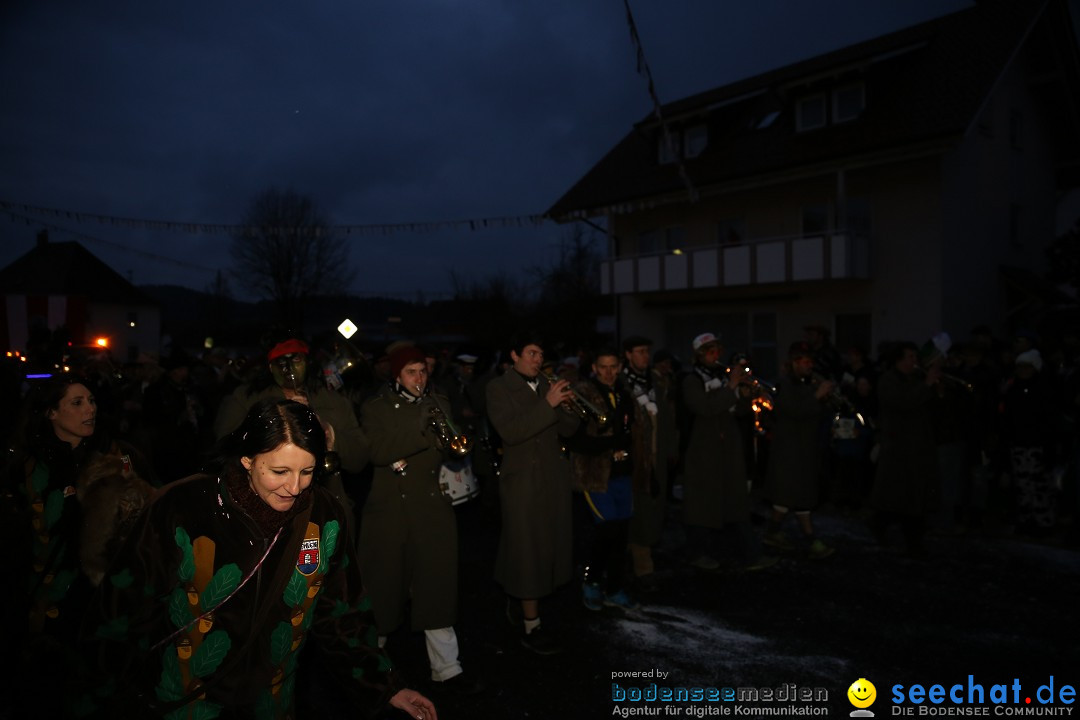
[
  {"xmin": 81, "ymin": 398, "xmax": 437, "ymax": 720},
  {"xmin": 8, "ymin": 376, "xmax": 106, "ymax": 639},
  {"xmin": 4, "ymin": 375, "xmax": 144, "ymax": 717}
]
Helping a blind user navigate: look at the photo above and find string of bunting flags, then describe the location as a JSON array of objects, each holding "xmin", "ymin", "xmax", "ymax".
[{"xmin": 0, "ymin": 200, "xmax": 550, "ymax": 238}]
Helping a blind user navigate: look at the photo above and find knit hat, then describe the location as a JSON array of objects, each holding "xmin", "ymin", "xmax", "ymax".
[
  {"xmin": 390, "ymin": 346, "xmax": 427, "ymax": 380},
  {"xmin": 1015, "ymin": 349, "xmax": 1043, "ymax": 371}
]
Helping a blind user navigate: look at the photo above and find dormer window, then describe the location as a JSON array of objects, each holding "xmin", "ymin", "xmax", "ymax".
[
  {"xmin": 796, "ymin": 94, "xmax": 827, "ymax": 132},
  {"xmin": 833, "ymin": 83, "xmax": 865, "ymax": 123},
  {"xmin": 684, "ymin": 124, "xmax": 708, "ymax": 158},
  {"xmin": 658, "ymin": 129, "xmax": 681, "ymax": 164}
]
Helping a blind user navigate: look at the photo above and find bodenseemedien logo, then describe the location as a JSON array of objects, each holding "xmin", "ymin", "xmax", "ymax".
[{"xmin": 849, "ymin": 678, "xmax": 878, "ymax": 717}]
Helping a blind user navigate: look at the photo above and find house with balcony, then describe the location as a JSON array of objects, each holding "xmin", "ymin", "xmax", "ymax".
[{"xmin": 546, "ymin": 0, "xmax": 1080, "ymax": 378}]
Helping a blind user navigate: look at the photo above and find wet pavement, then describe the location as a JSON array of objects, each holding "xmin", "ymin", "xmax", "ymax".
[{"xmin": 373, "ymin": 494, "xmax": 1079, "ymax": 720}]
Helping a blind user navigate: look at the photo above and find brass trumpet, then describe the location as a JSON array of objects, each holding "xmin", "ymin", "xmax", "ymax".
[
  {"xmin": 428, "ymin": 403, "xmax": 471, "ymax": 456},
  {"xmin": 812, "ymin": 373, "xmax": 866, "ymax": 426},
  {"xmin": 543, "ymin": 371, "xmax": 609, "ymax": 425}
]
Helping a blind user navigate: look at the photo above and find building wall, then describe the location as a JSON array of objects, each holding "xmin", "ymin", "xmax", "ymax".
[
  {"xmin": 941, "ymin": 39, "xmax": 1062, "ymax": 340},
  {"xmin": 86, "ymin": 302, "xmax": 162, "ymax": 362}
]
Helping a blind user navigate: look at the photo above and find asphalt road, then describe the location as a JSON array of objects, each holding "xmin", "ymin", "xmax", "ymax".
[{"xmin": 368, "ymin": 492, "xmax": 1078, "ymax": 720}]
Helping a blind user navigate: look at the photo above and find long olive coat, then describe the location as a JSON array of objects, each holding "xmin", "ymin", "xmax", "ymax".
[
  {"xmin": 358, "ymin": 386, "xmax": 458, "ymax": 633},
  {"xmin": 486, "ymin": 370, "xmax": 580, "ymax": 599},
  {"xmin": 765, "ymin": 377, "xmax": 829, "ymax": 509},
  {"xmin": 681, "ymin": 371, "xmax": 752, "ymax": 528},
  {"xmin": 871, "ymin": 369, "xmax": 939, "ymax": 517},
  {"xmin": 627, "ymin": 369, "xmax": 677, "ymax": 547}
]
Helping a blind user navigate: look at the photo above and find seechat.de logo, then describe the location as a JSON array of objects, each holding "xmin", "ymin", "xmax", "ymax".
[{"xmin": 849, "ymin": 678, "xmax": 878, "ymax": 718}]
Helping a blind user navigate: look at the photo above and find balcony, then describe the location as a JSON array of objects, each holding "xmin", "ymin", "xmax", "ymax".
[{"xmin": 599, "ymin": 232, "xmax": 869, "ymax": 295}]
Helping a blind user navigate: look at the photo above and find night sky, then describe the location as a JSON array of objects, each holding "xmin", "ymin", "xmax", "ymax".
[{"xmin": 0, "ymin": 1, "xmax": 972, "ymax": 301}]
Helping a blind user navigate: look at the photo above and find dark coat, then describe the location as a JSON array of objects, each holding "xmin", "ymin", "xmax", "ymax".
[
  {"xmin": 765, "ymin": 376, "xmax": 828, "ymax": 509},
  {"xmin": 486, "ymin": 370, "xmax": 580, "ymax": 599},
  {"xmin": 681, "ymin": 370, "xmax": 752, "ymax": 528},
  {"xmin": 359, "ymin": 385, "xmax": 458, "ymax": 633},
  {"xmin": 871, "ymin": 369, "xmax": 939, "ymax": 516},
  {"xmin": 82, "ymin": 474, "xmax": 397, "ymax": 719},
  {"xmin": 629, "ymin": 368, "xmax": 678, "ymax": 546},
  {"xmin": 565, "ymin": 379, "xmax": 634, "ymax": 493}
]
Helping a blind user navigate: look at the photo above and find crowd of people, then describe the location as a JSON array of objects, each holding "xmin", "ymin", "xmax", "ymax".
[{"xmin": 2, "ymin": 320, "xmax": 1077, "ymax": 718}]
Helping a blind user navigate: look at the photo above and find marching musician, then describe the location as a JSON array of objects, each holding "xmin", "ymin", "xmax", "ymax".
[
  {"xmin": 485, "ymin": 333, "xmax": 580, "ymax": 655},
  {"xmin": 620, "ymin": 335, "xmax": 677, "ymax": 593},
  {"xmin": 565, "ymin": 347, "xmax": 640, "ymax": 612},
  {"xmin": 680, "ymin": 332, "xmax": 777, "ymax": 572},
  {"xmin": 358, "ymin": 345, "xmax": 485, "ymax": 695},
  {"xmin": 869, "ymin": 341, "xmax": 941, "ymax": 558},
  {"xmin": 762, "ymin": 341, "xmax": 837, "ymax": 559}
]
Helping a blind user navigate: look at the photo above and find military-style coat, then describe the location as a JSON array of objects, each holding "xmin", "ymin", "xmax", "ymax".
[
  {"xmin": 359, "ymin": 385, "xmax": 458, "ymax": 633},
  {"xmin": 680, "ymin": 369, "xmax": 753, "ymax": 528},
  {"xmin": 81, "ymin": 473, "xmax": 397, "ymax": 719},
  {"xmin": 871, "ymin": 369, "xmax": 939, "ymax": 516},
  {"xmin": 765, "ymin": 376, "xmax": 829, "ymax": 509},
  {"xmin": 485, "ymin": 370, "xmax": 580, "ymax": 599}
]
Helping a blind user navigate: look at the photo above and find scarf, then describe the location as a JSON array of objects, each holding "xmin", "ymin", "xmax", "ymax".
[{"xmin": 224, "ymin": 466, "xmax": 312, "ymax": 536}]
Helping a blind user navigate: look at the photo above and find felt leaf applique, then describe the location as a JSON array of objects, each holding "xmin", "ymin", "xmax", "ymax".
[
  {"xmin": 44, "ymin": 489, "xmax": 64, "ymax": 530},
  {"xmin": 283, "ymin": 569, "xmax": 306, "ymax": 609},
  {"xmin": 155, "ymin": 647, "xmax": 184, "ymax": 703},
  {"xmin": 109, "ymin": 567, "xmax": 134, "ymax": 589},
  {"xmin": 168, "ymin": 587, "xmax": 191, "ymax": 629},
  {"xmin": 269, "ymin": 622, "xmax": 292, "ymax": 666},
  {"xmin": 318, "ymin": 520, "xmax": 340, "ymax": 574},
  {"xmin": 175, "ymin": 527, "xmax": 195, "ymax": 583},
  {"xmin": 200, "ymin": 564, "xmax": 241, "ymax": 612},
  {"xmin": 190, "ymin": 700, "xmax": 223, "ymax": 720},
  {"xmin": 255, "ymin": 691, "xmax": 276, "ymax": 720},
  {"xmin": 190, "ymin": 629, "xmax": 232, "ymax": 678},
  {"xmin": 30, "ymin": 461, "xmax": 48, "ymax": 494}
]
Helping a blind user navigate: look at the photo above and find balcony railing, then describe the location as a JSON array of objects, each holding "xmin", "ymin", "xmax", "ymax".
[{"xmin": 599, "ymin": 232, "xmax": 869, "ymax": 295}]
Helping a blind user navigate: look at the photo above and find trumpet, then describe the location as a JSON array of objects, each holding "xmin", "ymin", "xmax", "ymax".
[
  {"xmin": 812, "ymin": 373, "xmax": 866, "ymax": 426},
  {"xmin": 543, "ymin": 371, "xmax": 609, "ymax": 425},
  {"xmin": 722, "ymin": 364, "xmax": 776, "ymax": 396},
  {"xmin": 427, "ymin": 402, "xmax": 471, "ymax": 457}
]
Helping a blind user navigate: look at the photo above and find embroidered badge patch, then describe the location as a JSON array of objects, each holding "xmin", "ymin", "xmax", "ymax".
[{"xmin": 297, "ymin": 538, "xmax": 320, "ymax": 576}]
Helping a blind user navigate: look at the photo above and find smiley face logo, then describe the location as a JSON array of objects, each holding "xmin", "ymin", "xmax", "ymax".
[{"xmin": 848, "ymin": 678, "xmax": 877, "ymax": 709}]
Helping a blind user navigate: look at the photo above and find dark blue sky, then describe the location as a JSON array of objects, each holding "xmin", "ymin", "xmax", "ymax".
[{"xmin": 0, "ymin": 0, "xmax": 972, "ymax": 300}]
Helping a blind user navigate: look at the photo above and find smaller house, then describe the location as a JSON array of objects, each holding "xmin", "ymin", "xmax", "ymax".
[{"xmin": 0, "ymin": 232, "xmax": 161, "ymax": 364}]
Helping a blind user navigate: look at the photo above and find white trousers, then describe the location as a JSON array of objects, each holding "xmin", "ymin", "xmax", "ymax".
[{"xmin": 379, "ymin": 627, "xmax": 463, "ymax": 681}]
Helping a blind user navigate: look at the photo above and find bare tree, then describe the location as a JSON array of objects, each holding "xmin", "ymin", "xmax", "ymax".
[{"xmin": 230, "ymin": 187, "xmax": 350, "ymax": 326}]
